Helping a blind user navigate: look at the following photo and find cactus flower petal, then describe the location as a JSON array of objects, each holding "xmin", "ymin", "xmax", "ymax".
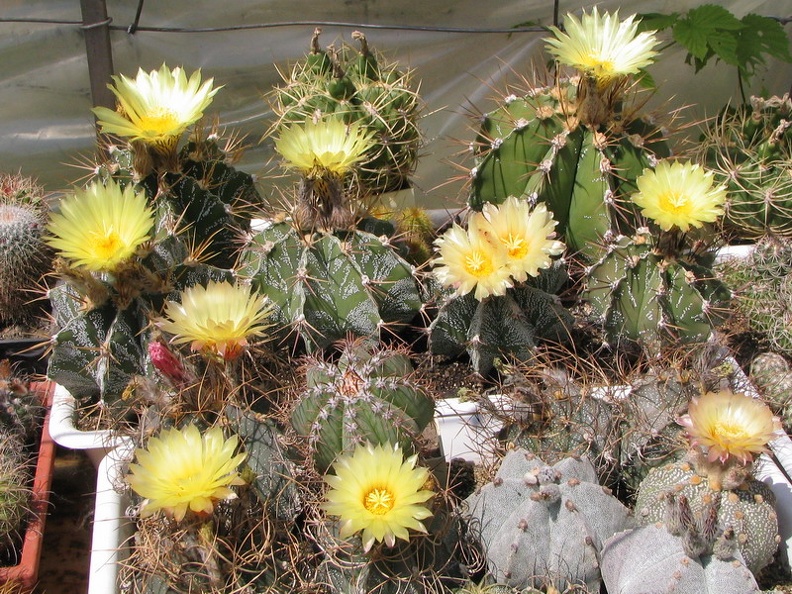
[
  {"xmin": 545, "ymin": 8, "xmax": 659, "ymax": 87},
  {"xmin": 127, "ymin": 425, "xmax": 247, "ymax": 522},
  {"xmin": 156, "ymin": 281, "xmax": 274, "ymax": 361},
  {"xmin": 678, "ymin": 390, "xmax": 782, "ymax": 464},
  {"xmin": 275, "ymin": 119, "xmax": 376, "ymax": 176},
  {"xmin": 432, "ymin": 214, "xmax": 513, "ymax": 301},
  {"xmin": 322, "ymin": 442, "xmax": 434, "ymax": 553},
  {"xmin": 632, "ymin": 160, "xmax": 727, "ymax": 232},
  {"xmin": 92, "ymin": 63, "xmax": 220, "ymax": 153},
  {"xmin": 45, "ymin": 178, "xmax": 154, "ymax": 272}
]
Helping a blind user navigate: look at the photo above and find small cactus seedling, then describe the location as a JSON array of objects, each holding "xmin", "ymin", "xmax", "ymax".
[
  {"xmin": 463, "ymin": 448, "xmax": 633, "ymax": 592},
  {"xmin": 634, "ymin": 390, "xmax": 782, "ymax": 574},
  {"xmin": 0, "ymin": 172, "xmax": 53, "ymax": 327},
  {"xmin": 291, "ymin": 338, "xmax": 434, "ymax": 473},
  {"xmin": 271, "ymin": 28, "xmax": 423, "ymax": 196}
]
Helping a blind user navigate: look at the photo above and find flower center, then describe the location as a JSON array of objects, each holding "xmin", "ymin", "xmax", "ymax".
[
  {"xmin": 138, "ymin": 110, "xmax": 181, "ymax": 138},
  {"xmin": 504, "ymin": 234, "xmax": 530, "ymax": 260},
  {"xmin": 658, "ymin": 191, "xmax": 691, "ymax": 215},
  {"xmin": 464, "ymin": 250, "xmax": 494, "ymax": 278},
  {"xmin": 92, "ymin": 229, "xmax": 124, "ymax": 262},
  {"xmin": 710, "ymin": 420, "xmax": 750, "ymax": 446},
  {"xmin": 364, "ymin": 487, "xmax": 395, "ymax": 515}
]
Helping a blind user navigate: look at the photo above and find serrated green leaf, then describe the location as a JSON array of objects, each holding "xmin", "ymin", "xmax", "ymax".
[
  {"xmin": 672, "ymin": 5, "xmax": 742, "ymax": 62},
  {"xmin": 737, "ymin": 14, "xmax": 792, "ymax": 79},
  {"xmin": 636, "ymin": 12, "xmax": 680, "ymax": 33}
]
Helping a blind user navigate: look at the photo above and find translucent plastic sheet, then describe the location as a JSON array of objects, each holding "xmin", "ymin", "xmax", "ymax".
[{"xmin": 1, "ymin": 0, "xmax": 790, "ymax": 208}]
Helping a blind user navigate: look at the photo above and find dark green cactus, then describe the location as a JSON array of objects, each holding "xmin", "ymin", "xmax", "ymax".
[
  {"xmin": 0, "ymin": 173, "xmax": 53, "ymax": 327},
  {"xmin": 634, "ymin": 458, "xmax": 779, "ymax": 574},
  {"xmin": 468, "ymin": 77, "xmax": 670, "ymax": 261},
  {"xmin": 272, "ymin": 28, "xmax": 423, "ymax": 195},
  {"xmin": 463, "ymin": 448, "xmax": 634, "ymax": 592},
  {"xmin": 239, "ymin": 220, "xmax": 423, "ymax": 351},
  {"xmin": 699, "ymin": 94, "xmax": 792, "ymax": 239},
  {"xmin": 601, "ymin": 522, "xmax": 762, "ymax": 593},
  {"xmin": 582, "ymin": 231, "xmax": 730, "ymax": 354},
  {"xmin": 429, "ymin": 260, "xmax": 573, "ymax": 375},
  {"xmin": 290, "ymin": 337, "xmax": 434, "ymax": 473},
  {"xmin": 47, "ymin": 133, "xmax": 248, "ymax": 405}
]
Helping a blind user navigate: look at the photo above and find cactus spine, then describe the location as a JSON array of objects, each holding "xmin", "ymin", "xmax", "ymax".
[
  {"xmin": 290, "ymin": 338, "xmax": 434, "ymax": 472},
  {"xmin": 272, "ymin": 28, "xmax": 423, "ymax": 196},
  {"xmin": 0, "ymin": 173, "xmax": 53, "ymax": 327}
]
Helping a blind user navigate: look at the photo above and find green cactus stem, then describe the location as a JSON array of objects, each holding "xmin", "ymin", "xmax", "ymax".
[{"xmin": 290, "ymin": 337, "xmax": 434, "ymax": 473}]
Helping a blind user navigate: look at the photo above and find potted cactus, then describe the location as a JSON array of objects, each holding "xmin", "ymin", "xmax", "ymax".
[{"xmin": 0, "ymin": 364, "xmax": 56, "ymax": 593}]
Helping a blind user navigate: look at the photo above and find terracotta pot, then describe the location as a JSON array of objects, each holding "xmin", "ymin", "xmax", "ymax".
[{"xmin": 0, "ymin": 380, "xmax": 56, "ymax": 592}]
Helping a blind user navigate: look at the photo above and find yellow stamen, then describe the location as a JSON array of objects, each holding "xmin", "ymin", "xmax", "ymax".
[
  {"xmin": 364, "ymin": 487, "xmax": 395, "ymax": 515},
  {"xmin": 464, "ymin": 251, "xmax": 493, "ymax": 277}
]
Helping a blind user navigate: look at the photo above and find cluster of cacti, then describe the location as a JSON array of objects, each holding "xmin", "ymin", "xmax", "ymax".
[
  {"xmin": 239, "ymin": 219, "xmax": 424, "ymax": 350},
  {"xmin": 463, "ymin": 448, "xmax": 633, "ymax": 592},
  {"xmin": 582, "ymin": 230, "xmax": 731, "ymax": 353},
  {"xmin": 467, "ymin": 74, "xmax": 670, "ymax": 263},
  {"xmin": 698, "ymin": 94, "xmax": 792, "ymax": 239},
  {"xmin": 0, "ymin": 172, "xmax": 53, "ymax": 328},
  {"xmin": 47, "ymin": 75, "xmax": 260, "ymax": 405},
  {"xmin": 717, "ymin": 237, "xmax": 792, "ymax": 359},
  {"xmin": 290, "ymin": 337, "xmax": 434, "ymax": 472},
  {"xmin": 271, "ymin": 28, "xmax": 423, "ymax": 196}
]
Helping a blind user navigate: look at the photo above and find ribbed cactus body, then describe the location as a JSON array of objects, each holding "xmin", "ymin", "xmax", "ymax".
[
  {"xmin": 0, "ymin": 197, "xmax": 52, "ymax": 326},
  {"xmin": 583, "ymin": 233, "xmax": 730, "ymax": 352},
  {"xmin": 750, "ymin": 352, "xmax": 792, "ymax": 426},
  {"xmin": 634, "ymin": 461, "xmax": 779, "ymax": 574},
  {"xmin": 273, "ymin": 29, "xmax": 422, "ymax": 194},
  {"xmin": 463, "ymin": 449, "xmax": 633, "ymax": 592},
  {"xmin": 48, "ymin": 136, "xmax": 255, "ymax": 403},
  {"xmin": 429, "ymin": 261, "xmax": 572, "ymax": 375},
  {"xmin": 239, "ymin": 221, "xmax": 423, "ymax": 350},
  {"xmin": 290, "ymin": 338, "xmax": 433, "ymax": 472},
  {"xmin": 0, "ymin": 428, "xmax": 30, "ymax": 557},
  {"xmin": 701, "ymin": 95, "xmax": 792, "ymax": 238},
  {"xmin": 469, "ymin": 78, "xmax": 669, "ymax": 261},
  {"xmin": 601, "ymin": 523, "xmax": 761, "ymax": 594}
]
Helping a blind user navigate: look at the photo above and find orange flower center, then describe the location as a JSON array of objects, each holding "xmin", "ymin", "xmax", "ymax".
[
  {"xmin": 92, "ymin": 229, "xmax": 124, "ymax": 262},
  {"xmin": 364, "ymin": 487, "xmax": 395, "ymax": 515},
  {"xmin": 504, "ymin": 233, "xmax": 530, "ymax": 260}
]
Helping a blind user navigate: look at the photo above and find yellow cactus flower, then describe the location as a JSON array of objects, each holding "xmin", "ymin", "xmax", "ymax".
[
  {"xmin": 678, "ymin": 390, "xmax": 782, "ymax": 464},
  {"xmin": 46, "ymin": 179, "xmax": 154, "ymax": 272},
  {"xmin": 433, "ymin": 214, "xmax": 513, "ymax": 301},
  {"xmin": 92, "ymin": 64, "xmax": 219, "ymax": 155},
  {"xmin": 127, "ymin": 425, "xmax": 247, "ymax": 521},
  {"xmin": 632, "ymin": 161, "xmax": 727, "ymax": 232},
  {"xmin": 157, "ymin": 281, "xmax": 274, "ymax": 361},
  {"xmin": 323, "ymin": 442, "xmax": 434, "ymax": 553},
  {"xmin": 481, "ymin": 197, "xmax": 565, "ymax": 282},
  {"xmin": 274, "ymin": 119, "xmax": 375, "ymax": 177},
  {"xmin": 545, "ymin": 8, "xmax": 659, "ymax": 88}
]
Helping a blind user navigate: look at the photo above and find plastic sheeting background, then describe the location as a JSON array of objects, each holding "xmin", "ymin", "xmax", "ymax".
[{"xmin": 1, "ymin": 0, "xmax": 790, "ymax": 208}]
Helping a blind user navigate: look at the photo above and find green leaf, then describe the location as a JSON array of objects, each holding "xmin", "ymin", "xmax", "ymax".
[
  {"xmin": 736, "ymin": 14, "xmax": 792, "ymax": 79},
  {"xmin": 672, "ymin": 5, "xmax": 742, "ymax": 62},
  {"xmin": 636, "ymin": 12, "xmax": 680, "ymax": 33}
]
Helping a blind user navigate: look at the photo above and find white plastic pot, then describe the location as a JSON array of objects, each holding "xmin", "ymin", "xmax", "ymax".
[
  {"xmin": 433, "ymin": 395, "xmax": 510, "ymax": 464},
  {"xmin": 47, "ymin": 383, "xmax": 124, "ymax": 467},
  {"xmin": 88, "ymin": 441, "xmax": 134, "ymax": 594}
]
